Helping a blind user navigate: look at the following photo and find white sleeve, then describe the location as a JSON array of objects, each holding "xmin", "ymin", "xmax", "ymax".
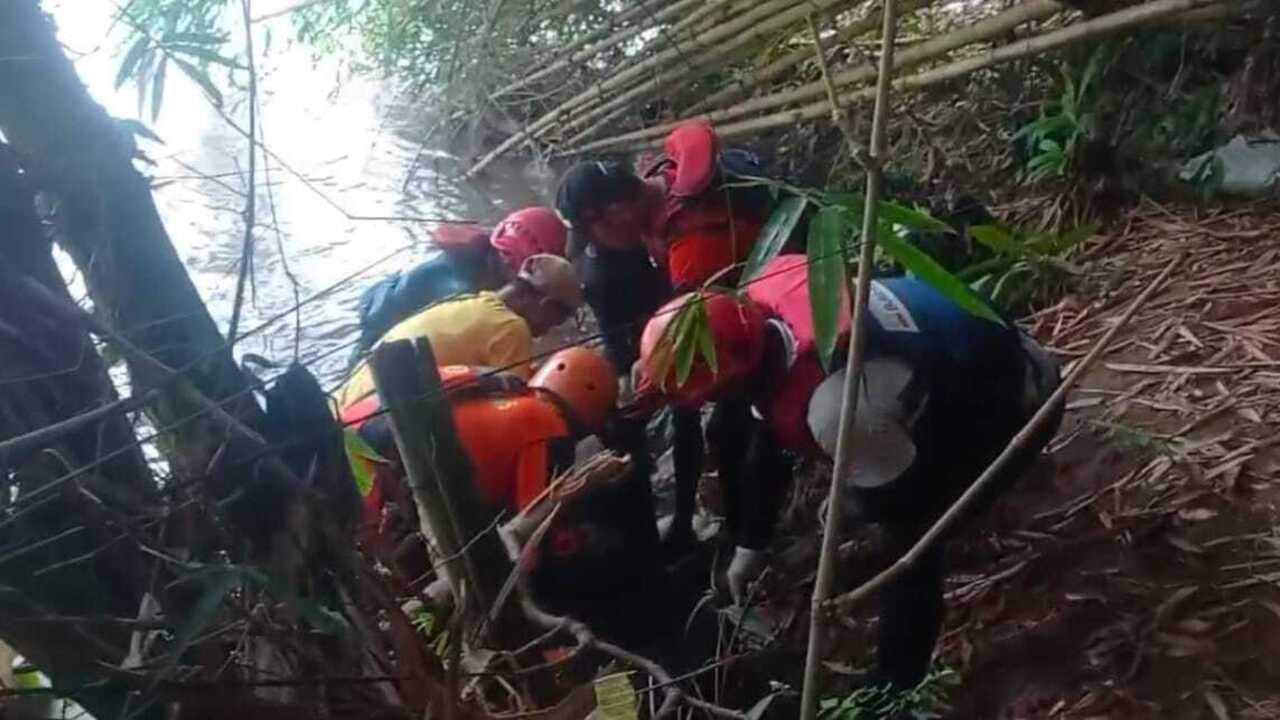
[{"xmin": 806, "ymin": 358, "xmax": 919, "ymax": 489}]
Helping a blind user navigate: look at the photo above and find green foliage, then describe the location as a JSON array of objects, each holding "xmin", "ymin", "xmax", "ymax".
[
  {"xmin": 1090, "ymin": 420, "xmax": 1181, "ymax": 461},
  {"xmin": 1014, "ymin": 50, "xmax": 1101, "ymax": 184},
  {"xmin": 742, "ymin": 195, "xmax": 808, "ymax": 284},
  {"xmin": 649, "ymin": 291, "xmax": 717, "ymax": 391},
  {"xmin": 819, "ymin": 667, "xmax": 958, "ymax": 720},
  {"xmin": 116, "ymin": 0, "xmax": 242, "ymax": 118},
  {"xmin": 807, "ymin": 204, "xmax": 854, "ymax": 369},
  {"xmin": 343, "ymin": 427, "xmax": 387, "ymax": 497},
  {"xmin": 963, "ymin": 223, "xmax": 1095, "ymax": 314}
]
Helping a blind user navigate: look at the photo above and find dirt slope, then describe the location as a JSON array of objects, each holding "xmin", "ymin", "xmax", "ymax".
[{"xmin": 941, "ymin": 200, "xmax": 1280, "ymax": 718}]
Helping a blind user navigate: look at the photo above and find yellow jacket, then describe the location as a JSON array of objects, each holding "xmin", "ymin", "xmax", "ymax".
[{"xmin": 336, "ymin": 292, "xmax": 533, "ymax": 408}]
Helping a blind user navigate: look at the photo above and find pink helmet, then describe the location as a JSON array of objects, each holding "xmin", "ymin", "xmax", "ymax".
[{"xmin": 490, "ymin": 207, "xmax": 568, "ymax": 274}]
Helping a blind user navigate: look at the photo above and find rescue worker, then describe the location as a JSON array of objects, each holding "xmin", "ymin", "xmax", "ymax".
[
  {"xmin": 337, "ymin": 253, "xmax": 582, "ymax": 408},
  {"xmin": 353, "ymin": 208, "xmax": 567, "ymax": 360},
  {"xmin": 342, "ymin": 348, "xmax": 660, "ymax": 644},
  {"xmin": 632, "ymin": 254, "xmax": 1064, "ymax": 691},
  {"xmin": 556, "ymin": 122, "xmax": 776, "ymax": 549}
]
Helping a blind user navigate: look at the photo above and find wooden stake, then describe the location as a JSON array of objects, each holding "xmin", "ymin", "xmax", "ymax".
[
  {"xmin": 827, "ymin": 255, "xmax": 1182, "ymax": 612},
  {"xmin": 369, "ymin": 339, "xmax": 511, "ymax": 639},
  {"xmin": 797, "ymin": 1, "xmax": 897, "ymax": 717}
]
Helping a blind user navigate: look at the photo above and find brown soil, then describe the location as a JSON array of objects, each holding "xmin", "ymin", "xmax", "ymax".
[{"xmin": 758, "ymin": 199, "xmax": 1280, "ymax": 719}]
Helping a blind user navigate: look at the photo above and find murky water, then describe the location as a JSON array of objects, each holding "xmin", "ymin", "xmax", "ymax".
[{"xmin": 49, "ymin": 1, "xmax": 554, "ymax": 388}]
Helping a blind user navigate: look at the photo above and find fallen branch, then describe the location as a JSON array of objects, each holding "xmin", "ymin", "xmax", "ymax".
[
  {"xmin": 798, "ymin": 1, "xmax": 898, "ymax": 718},
  {"xmin": 828, "ymin": 254, "xmax": 1183, "ymax": 612}
]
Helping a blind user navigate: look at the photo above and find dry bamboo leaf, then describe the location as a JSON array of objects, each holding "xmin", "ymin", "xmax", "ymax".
[
  {"xmin": 1204, "ymin": 689, "xmax": 1231, "ymax": 720},
  {"xmin": 1177, "ymin": 507, "xmax": 1218, "ymax": 522}
]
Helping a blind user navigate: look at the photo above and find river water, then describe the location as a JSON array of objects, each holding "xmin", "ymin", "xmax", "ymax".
[{"xmin": 48, "ymin": 1, "xmax": 552, "ymax": 389}]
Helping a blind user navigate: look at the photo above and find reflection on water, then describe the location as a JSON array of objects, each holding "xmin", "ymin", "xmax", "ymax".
[{"xmin": 49, "ymin": 1, "xmax": 555, "ymax": 388}]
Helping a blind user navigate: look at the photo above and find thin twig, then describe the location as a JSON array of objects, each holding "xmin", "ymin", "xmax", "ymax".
[
  {"xmin": 828, "ymin": 255, "xmax": 1183, "ymax": 612},
  {"xmin": 227, "ymin": 0, "xmax": 258, "ymax": 345}
]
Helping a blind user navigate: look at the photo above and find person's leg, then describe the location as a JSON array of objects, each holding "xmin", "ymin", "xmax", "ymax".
[
  {"xmin": 669, "ymin": 406, "xmax": 704, "ymax": 540},
  {"xmin": 872, "ymin": 520, "xmax": 946, "ymax": 691}
]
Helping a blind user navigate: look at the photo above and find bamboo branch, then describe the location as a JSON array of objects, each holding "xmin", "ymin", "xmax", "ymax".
[
  {"xmin": 578, "ymin": 0, "xmax": 1225, "ymax": 153},
  {"xmin": 466, "ymin": 0, "xmax": 850, "ymax": 177},
  {"xmin": 688, "ymin": 0, "xmax": 926, "ymax": 115},
  {"xmin": 797, "ymin": 1, "xmax": 897, "ymax": 718},
  {"xmin": 494, "ymin": 0, "xmax": 695, "ymax": 98},
  {"xmin": 227, "ymin": 0, "xmax": 258, "ymax": 345},
  {"xmin": 577, "ymin": 0, "xmax": 1062, "ymax": 153},
  {"xmin": 827, "ymin": 255, "xmax": 1182, "ymax": 612}
]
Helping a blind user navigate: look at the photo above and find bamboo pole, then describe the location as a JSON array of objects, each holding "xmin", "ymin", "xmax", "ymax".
[
  {"xmin": 577, "ymin": 0, "xmax": 1226, "ymax": 154},
  {"xmin": 369, "ymin": 339, "xmax": 511, "ymax": 638},
  {"xmin": 577, "ymin": 0, "xmax": 1062, "ymax": 153},
  {"xmin": 827, "ymin": 255, "xmax": 1182, "ymax": 613},
  {"xmin": 466, "ymin": 0, "xmax": 848, "ymax": 177},
  {"xmin": 798, "ymin": 2, "xmax": 898, "ymax": 717},
  {"xmin": 494, "ymin": 0, "xmax": 697, "ymax": 99},
  {"xmin": 687, "ymin": 0, "xmax": 923, "ymax": 115},
  {"xmin": 700, "ymin": 0, "xmax": 1063, "ymax": 127}
]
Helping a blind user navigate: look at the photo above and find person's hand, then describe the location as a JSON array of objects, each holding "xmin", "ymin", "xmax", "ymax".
[{"xmin": 726, "ymin": 546, "xmax": 767, "ymax": 606}]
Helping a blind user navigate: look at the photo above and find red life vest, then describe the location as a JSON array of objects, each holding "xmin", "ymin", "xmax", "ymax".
[{"xmin": 745, "ymin": 255, "xmax": 851, "ymax": 455}]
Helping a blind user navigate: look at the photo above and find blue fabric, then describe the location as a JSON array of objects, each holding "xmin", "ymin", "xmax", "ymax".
[{"xmin": 356, "ymin": 254, "xmax": 474, "ymax": 351}]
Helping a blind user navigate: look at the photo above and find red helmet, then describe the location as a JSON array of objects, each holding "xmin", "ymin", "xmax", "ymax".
[
  {"xmin": 490, "ymin": 207, "xmax": 568, "ymax": 273},
  {"xmin": 637, "ymin": 290, "xmax": 766, "ymax": 408}
]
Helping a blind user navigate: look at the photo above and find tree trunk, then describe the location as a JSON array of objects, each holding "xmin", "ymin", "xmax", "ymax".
[{"xmin": 0, "ymin": 0, "xmax": 262, "ymax": 482}]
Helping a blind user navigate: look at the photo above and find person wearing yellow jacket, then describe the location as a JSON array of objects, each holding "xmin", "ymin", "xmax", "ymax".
[{"xmin": 337, "ymin": 253, "xmax": 582, "ymax": 408}]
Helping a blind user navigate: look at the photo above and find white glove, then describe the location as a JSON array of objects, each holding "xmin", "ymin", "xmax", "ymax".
[{"xmin": 726, "ymin": 546, "xmax": 767, "ymax": 606}]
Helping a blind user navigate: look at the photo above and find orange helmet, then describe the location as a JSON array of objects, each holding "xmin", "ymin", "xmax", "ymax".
[
  {"xmin": 637, "ymin": 291, "xmax": 766, "ymax": 408},
  {"xmin": 530, "ymin": 347, "xmax": 618, "ymax": 432}
]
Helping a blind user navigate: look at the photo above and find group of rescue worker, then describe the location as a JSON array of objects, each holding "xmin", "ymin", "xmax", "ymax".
[{"xmin": 334, "ymin": 120, "xmax": 1066, "ymax": 692}]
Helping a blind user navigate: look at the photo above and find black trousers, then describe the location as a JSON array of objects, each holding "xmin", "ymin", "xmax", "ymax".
[{"xmin": 860, "ymin": 393, "xmax": 1066, "ymax": 690}]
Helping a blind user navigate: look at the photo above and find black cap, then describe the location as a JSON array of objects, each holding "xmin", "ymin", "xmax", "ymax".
[{"xmin": 555, "ymin": 160, "xmax": 642, "ymax": 229}]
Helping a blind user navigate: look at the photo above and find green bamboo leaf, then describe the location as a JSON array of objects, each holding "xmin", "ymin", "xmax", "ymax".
[
  {"xmin": 344, "ymin": 427, "xmax": 385, "ymax": 497},
  {"xmin": 116, "ymin": 36, "xmax": 152, "ymax": 89},
  {"xmin": 150, "ymin": 55, "xmax": 168, "ymax": 121},
  {"xmin": 694, "ymin": 300, "xmax": 717, "ymax": 375},
  {"xmin": 877, "ymin": 200, "xmax": 953, "ymax": 233},
  {"xmin": 740, "ymin": 195, "xmax": 807, "ymax": 285},
  {"xmin": 1030, "ymin": 222, "xmax": 1098, "ymax": 255},
  {"xmin": 172, "ymin": 56, "xmax": 224, "ymax": 107},
  {"xmin": 808, "ymin": 206, "xmax": 853, "ymax": 369},
  {"xmin": 170, "ymin": 568, "xmax": 241, "ymax": 664},
  {"xmin": 967, "ymin": 224, "xmax": 1024, "ymax": 257},
  {"xmin": 167, "ymin": 43, "xmax": 247, "ymax": 69},
  {"xmin": 164, "ymin": 31, "xmax": 227, "ymax": 46},
  {"xmin": 877, "ymin": 223, "xmax": 1006, "ymax": 326},
  {"xmin": 673, "ymin": 303, "xmax": 700, "ymax": 387}
]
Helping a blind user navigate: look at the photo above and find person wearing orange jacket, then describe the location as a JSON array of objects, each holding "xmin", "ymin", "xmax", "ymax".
[
  {"xmin": 631, "ymin": 255, "xmax": 1064, "ymax": 691},
  {"xmin": 340, "ymin": 347, "xmax": 661, "ymax": 639}
]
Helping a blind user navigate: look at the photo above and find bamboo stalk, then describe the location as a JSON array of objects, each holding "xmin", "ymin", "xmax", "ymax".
[
  {"xmin": 687, "ymin": 0, "xmax": 923, "ymax": 115},
  {"xmin": 704, "ymin": 0, "xmax": 1064, "ymax": 127},
  {"xmin": 798, "ymin": 3, "xmax": 898, "ymax": 718},
  {"xmin": 827, "ymin": 255, "xmax": 1182, "ymax": 613},
  {"xmin": 557, "ymin": 5, "xmax": 813, "ymax": 144},
  {"xmin": 494, "ymin": 0, "xmax": 696, "ymax": 99},
  {"xmin": 578, "ymin": 0, "xmax": 1225, "ymax": 154},
  {"xmin": 577, "ymin": 0, "xmax": 1062, "ymax": 153},
  {"xmin": 466, "ymin": 0, "xmax": 846, "ymax": 177}
]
